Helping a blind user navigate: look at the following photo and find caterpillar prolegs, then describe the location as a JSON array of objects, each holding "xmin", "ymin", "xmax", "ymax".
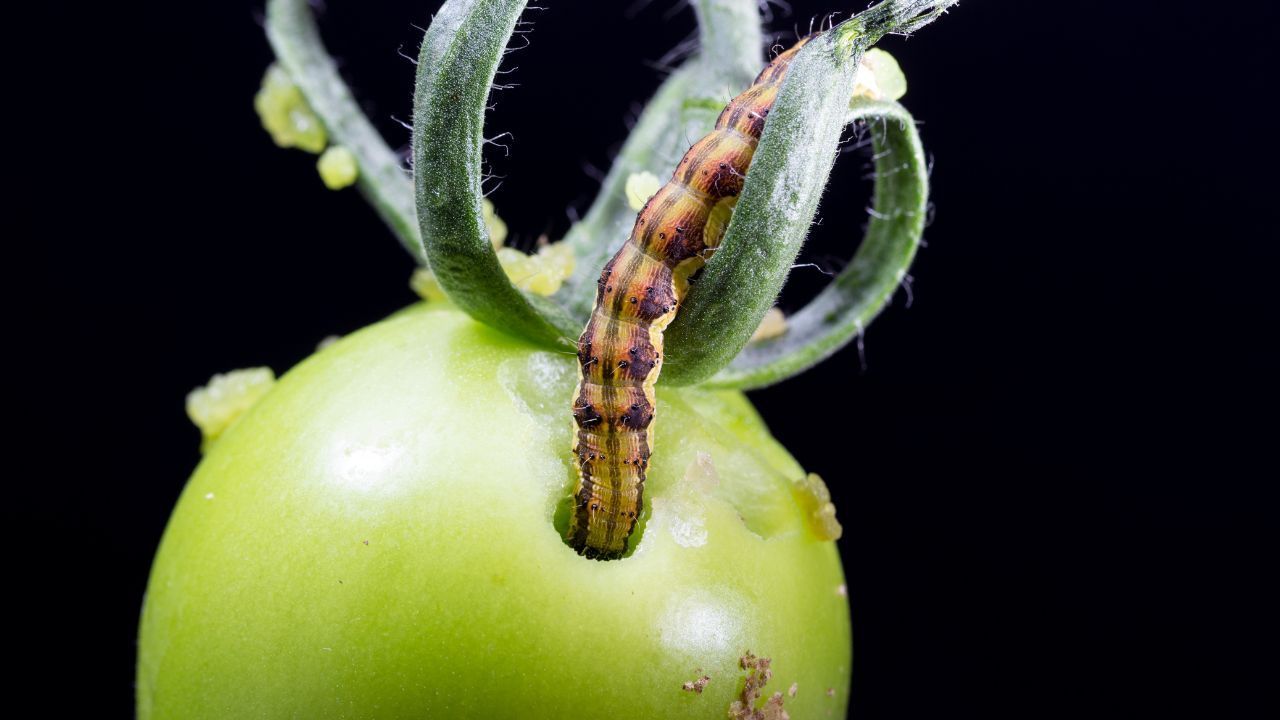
[{"xmin": 567, "ymin": 37, "xmax": 812, "ymax": 559}]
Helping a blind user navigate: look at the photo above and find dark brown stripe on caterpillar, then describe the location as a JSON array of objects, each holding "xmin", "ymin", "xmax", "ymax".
[{"xmin": 567, "ymin": 37, "xmax": 812, "ymax": 559}]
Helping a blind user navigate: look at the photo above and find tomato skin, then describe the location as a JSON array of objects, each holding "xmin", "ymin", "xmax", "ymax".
[{"xmin": 137, "ymin": 304, "xmax": 850, "ymax": 719}]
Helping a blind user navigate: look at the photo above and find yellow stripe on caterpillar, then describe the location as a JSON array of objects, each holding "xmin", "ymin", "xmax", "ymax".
[{"xmin": 566, "ymin": 37, "xmax": 814, "ymax": 560}]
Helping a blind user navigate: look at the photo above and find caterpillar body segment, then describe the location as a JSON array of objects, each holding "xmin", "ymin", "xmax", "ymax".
[{"xmin": 567, "ymin": 38, "xmax": 812, "ymax": 559}]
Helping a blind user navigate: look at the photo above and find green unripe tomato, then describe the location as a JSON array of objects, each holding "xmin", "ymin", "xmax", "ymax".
[{"xmin": 137, "ymin": 303, "xmax": 851, "ymax": 719}]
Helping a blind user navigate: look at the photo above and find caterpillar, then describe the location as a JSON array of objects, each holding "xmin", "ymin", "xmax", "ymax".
[{"xmin": 567, "ymin": 36, "xmax": 813, "ymax": 559}]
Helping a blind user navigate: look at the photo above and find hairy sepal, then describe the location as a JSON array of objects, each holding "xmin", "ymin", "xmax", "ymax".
[
  {"xmin": 413, "ymin": 0, "xmax": 579, "ymax": 349},
  {"xmin": 707, "ymin": 99, "xmax": 928, "ymax": 390},
  {"xmin": 661, "ymin": 32, "xmax": 863, "ymax": 385}
]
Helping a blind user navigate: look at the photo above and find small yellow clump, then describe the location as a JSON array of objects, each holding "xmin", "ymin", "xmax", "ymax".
[
  {"xmin": 409, "ymin": 267, "xmax": 447, "ymax": 302},
  {"xmin": 254, "ymin": 64, "xmax": 327, "ymax": 153},
  {"xmin": 625, "ymin": 171, "xmax": 662, "ymax": 212},
  {"xmin": 411, "ymin": 201, "xmax": 573, "ymax": 299},
  {"xmin": 482, "ymin": 198, "xmax": 508, "ymax": 247},
  {"xmin": 317, "ymin": 146, "xmax": 359, "ymax": 190},
  {"xmin": 186, "ymin": 368, "xmax": 276, "ymax": 451},
  {"xmin": 750, "ymin": 308, "xmax": 789, "ymax": 343},
  {"xmin": 497, "ymin": 241, "xmax": 576, "ymax": 296},
  {"xmin": 792, "ymin": 473, "xmax": 843, "ymax": 541},
  {"xmin": 705, "ymin": 196, "xmax": 738, "ymax": 248},
  {"xmin": 852, "ymin": 48, "xmax": 907, "ymax": 102}
]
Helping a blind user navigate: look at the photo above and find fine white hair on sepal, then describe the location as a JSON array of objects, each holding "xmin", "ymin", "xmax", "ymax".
[
  {"xmin": 854, "ymin": 319, "xmax": 868, "ymax": 373},
  {"xmin": 484, "ymin": 132, "xmax": 514, "ymax": 157},
  {"xmin": 791, "ymin": 262, "xmax": 837, "ymax": 277},
  {"xmin": 898, "ymin": 270, "xmax": 915, "ymax": 308},
  {"xmin": 396, "ymin": 44, "xmax": 418, "ymax": 65}
]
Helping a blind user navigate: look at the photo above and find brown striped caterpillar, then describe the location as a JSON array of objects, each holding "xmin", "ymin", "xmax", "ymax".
[{"xmin": 567, "ymin": 37, "xmax": 813, "ymax": 559}]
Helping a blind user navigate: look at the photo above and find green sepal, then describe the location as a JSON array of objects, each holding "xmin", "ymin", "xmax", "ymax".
[
  {"xmin": 705, "ymin": 99, "xmax": 927, "ymax": 390},
  {"xmin": 662, "ymin": 0, "xmax": 955, "ymax": 386},
  {"xmin": 412, "ymin": 0, "xmax": 579, "ymax": 349}
]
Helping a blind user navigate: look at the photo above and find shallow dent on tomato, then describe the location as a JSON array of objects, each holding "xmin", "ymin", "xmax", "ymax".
[
  {"xmin": 495, "ymin": 342, "xmax": 812, "ymax": 557},
  {"xmin": 655, "ymin": 388, "xmax": 809, "ymax": 541},
  {"xmin": 496, "ymin": 350, "xmax": 578, "ymax": 512}
]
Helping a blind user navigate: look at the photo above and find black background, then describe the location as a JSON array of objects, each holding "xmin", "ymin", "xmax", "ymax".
[{"xmin": 19, "ymin": 0, "xmax": 1275, "ymax": 717}]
